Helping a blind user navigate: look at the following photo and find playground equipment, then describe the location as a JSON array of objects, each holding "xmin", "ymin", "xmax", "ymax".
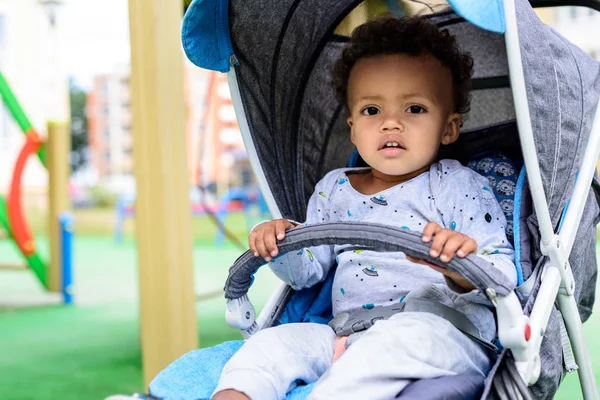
[
  {"xmin": 128, "ymin": 0, "xmax": 198, "ymax": 384},
  {"xmin": 113, "ymin": 186, "xmax": 270, "ymax": 245},
  {"xmin": 0, "ymin": 71, "xmax": 74, "ymax": 304},
  {"xmin": 211, "ymin": 187, "xmax": 270, "ymax": 245}
]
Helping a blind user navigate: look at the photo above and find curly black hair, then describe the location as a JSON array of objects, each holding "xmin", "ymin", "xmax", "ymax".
[{"xmin": 332, "ymin": 16, "xmax": 474, "ymax": 115}]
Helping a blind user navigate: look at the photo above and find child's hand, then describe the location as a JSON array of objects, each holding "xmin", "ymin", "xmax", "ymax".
[
  {"xmin": 420, "ymin": 221, "xmax": 477, "ymax": 262},
  {"xmin": 406, "ymin": 221, "xmax": 477, "ymax": 291},
  {"xmin": 249, "ymin": 219, "xmax": 298, "ymax": 261}
]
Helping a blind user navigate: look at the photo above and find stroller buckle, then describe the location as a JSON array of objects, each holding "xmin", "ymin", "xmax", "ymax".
[{"xmin": 486, "ymin": 288, "xmax": 499, "ymax": 306}]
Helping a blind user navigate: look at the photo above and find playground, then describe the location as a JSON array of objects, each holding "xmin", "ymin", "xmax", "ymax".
[
  {"xmin": 0, "ymin": 71, "xmax": 73, "ymax": 306},
  {"xmin": 0, "ymin": 5, "xmax": 273, "ymax": 396},
  {"xmin": 1, "ymin": 0, "xmax": 600, "ymax": 399}
]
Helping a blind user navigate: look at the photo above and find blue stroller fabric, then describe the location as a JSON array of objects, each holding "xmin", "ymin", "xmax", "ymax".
[
  {"xmin": 446, "ymin": 0, "xmax": 505, "ymax": 33},
  {"xmin": 181, "ymin": 0, "xmax": 233, "ymax": 72}
]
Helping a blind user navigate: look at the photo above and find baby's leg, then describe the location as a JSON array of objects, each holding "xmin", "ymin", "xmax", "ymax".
[
  {"xmin": 308, "ymin": 312, "xmax": 491, "ymax": 400},
  {"xmin": 213, "ymin": 322, "xmax": 336, "ymax": 400}
]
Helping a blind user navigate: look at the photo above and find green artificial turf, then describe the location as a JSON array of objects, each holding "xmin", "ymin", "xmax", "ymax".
[
  {"xmin": 0, "ymin": 304, "xmax": 144, "ymax": 399},
  {"xmin": 0, "ymin": 236, "xmax": 278, "ymax": 400}
]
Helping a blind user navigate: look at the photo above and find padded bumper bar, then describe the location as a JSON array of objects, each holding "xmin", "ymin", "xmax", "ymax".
[{"xmin": 225, "ymin": 222, "xmax": 515, "ymax": 300}]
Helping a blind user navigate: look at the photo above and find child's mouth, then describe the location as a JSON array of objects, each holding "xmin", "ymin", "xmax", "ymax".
[{"xmin": 378, "ymin": 140, "xmax": 406, "ymax": 156}]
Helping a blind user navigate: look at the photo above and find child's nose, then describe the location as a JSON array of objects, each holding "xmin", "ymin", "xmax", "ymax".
[{"xmin": 380, "ymin": 113, "xmax": 403, "ymax": 131}]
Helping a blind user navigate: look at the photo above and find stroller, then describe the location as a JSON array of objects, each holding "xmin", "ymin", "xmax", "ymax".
[{"xmin": 148, "ymin": 0, "xmax": 600, "ymax": 399}]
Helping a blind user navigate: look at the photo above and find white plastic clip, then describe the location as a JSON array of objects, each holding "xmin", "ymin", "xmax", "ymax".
[{"xmin": 226, "ymin": 294, "xmax": 256, "ymax": 330}]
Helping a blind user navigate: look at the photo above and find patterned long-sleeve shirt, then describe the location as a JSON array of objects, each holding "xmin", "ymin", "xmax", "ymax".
[{"xmin": 269, "ymin": 160, "xmax": 517, "ymax": 341}]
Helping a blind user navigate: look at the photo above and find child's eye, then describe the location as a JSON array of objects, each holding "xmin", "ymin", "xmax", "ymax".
[
  {"xmin": 406, "ymin": 105, "xmax": 426, "ymax": 114},
  {"xmin": 361, "ymin": 106, "xmax": 380, "ymax": 116}
]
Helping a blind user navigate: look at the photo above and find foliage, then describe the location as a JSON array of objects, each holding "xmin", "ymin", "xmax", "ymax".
[
  {"xmin": 88, "ymin": 186, "xmax": 118, "ymax": 209},
  {"xmin": 69, "ymin": 79, "xmax": 89, "ymax": 172}
]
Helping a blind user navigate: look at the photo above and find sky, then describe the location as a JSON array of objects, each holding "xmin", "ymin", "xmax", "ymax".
[{"xmin": 59, "ymin": 0, "xmax": 131, "ymax": 90}]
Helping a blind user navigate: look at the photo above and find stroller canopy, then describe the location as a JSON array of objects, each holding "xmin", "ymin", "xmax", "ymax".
[{"xmin": 183, "ymin": 0, "xmax": 600, "ymax": 225}]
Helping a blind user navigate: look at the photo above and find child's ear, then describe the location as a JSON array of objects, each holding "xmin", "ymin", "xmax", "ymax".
[
  {"xmin": 347, "ymin": 116, "xmax": 355, "ymax": 144},
  {"xmin": 441, "ymin": 113, "xmax": 461, "ymax": 145}
]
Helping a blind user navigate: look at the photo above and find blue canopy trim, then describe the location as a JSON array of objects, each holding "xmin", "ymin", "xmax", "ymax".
[
  {"xmin": 182, "ymin": 0, "xmax": 234, "ymax": 72},
  {"xmin": 182, "ymin": 0, "xmax": 506, "ymax": 73},
  {"xmin": 513, "ymin": 166, "xmax": 527, "ymax": 285},
  {"xmin": 447, "ymin": 0, "xmax": 506, "ymax": 33}
]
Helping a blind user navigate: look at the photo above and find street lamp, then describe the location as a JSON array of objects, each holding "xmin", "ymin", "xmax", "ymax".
[{"xmin": 38, "ymin": 0, "xmax": 63, "ymax": 28}]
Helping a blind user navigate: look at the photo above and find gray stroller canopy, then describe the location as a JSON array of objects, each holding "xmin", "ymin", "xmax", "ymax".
[{"xmin": 183, "ymin": 0, "xmax": 600, "ymax": 223}]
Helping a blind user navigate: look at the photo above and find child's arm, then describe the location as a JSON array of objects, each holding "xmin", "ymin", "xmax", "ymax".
[
  {"xmin": 247, "ymin": 171, "xmax": 339, "ymax": 290},
  {"xmin": 424, "ymin": 160, "xmax": 518, "ymax": 293}
]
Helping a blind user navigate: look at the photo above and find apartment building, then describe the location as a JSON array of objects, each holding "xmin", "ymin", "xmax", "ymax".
[{"xmin": 87, "ymin": 61, "xmax": 247, "ymax": 191}]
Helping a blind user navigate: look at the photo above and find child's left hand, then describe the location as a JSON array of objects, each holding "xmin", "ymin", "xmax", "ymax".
[{"xmin": 406, "ymin": 221, "xmax": 477, "ymax": 291}]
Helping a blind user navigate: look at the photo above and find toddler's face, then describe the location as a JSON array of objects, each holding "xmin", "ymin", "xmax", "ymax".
[{"xmin": 346, "ymin": 53, "xmax": 460, "ymax": 177}]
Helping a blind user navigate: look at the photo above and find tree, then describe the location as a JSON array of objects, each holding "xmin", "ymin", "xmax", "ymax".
[{"xmin": 69, "ymin": 79, "xmax": 88, "ymax": 172}]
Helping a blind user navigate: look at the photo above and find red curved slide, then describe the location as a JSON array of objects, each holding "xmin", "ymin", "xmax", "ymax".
[{"xmin": 7, "ymin": 130, "xmax": 42, "ymax": 257}]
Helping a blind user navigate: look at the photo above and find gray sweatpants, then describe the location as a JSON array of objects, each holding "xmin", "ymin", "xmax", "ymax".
[{"xmin": 213, "ymin": 312, "xmax": 491, "ymax": 400}]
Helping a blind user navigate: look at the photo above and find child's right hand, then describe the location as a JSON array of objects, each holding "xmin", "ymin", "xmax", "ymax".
[{"xmin": 249, "ymin": 219, "xmax": 298, "ymax": 261}]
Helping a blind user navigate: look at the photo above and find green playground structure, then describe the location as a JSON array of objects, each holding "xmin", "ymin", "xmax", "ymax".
[{"xmin": 0, "ymin": 71, "xmax": 73, "ymax": 303}]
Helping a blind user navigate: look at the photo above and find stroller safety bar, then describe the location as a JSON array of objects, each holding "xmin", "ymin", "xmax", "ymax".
[
  {"xmin": 224, "ymin": 222, "xmax": 516, "ymax": 300},
  {"xmin": 224, "ymin": 222, "xmax": 543, "ymax": 385},
  {"xmin": 222, "ymin": 221, "xmax": 558, "ymax": 387}
]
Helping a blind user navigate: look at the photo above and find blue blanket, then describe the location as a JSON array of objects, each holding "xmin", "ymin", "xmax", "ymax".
[{"xmin": 149, "ymin": 341, "xmax": 315, "ymax": 400}]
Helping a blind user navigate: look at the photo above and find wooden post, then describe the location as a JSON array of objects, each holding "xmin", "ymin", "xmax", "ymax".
[
  {"xmin": 128, "ymin": 0, "xmax": 198, "ymax": 386},
  {"xmin": 46, "ymin": 121, "xmax": 71, "ymax": 292}
]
